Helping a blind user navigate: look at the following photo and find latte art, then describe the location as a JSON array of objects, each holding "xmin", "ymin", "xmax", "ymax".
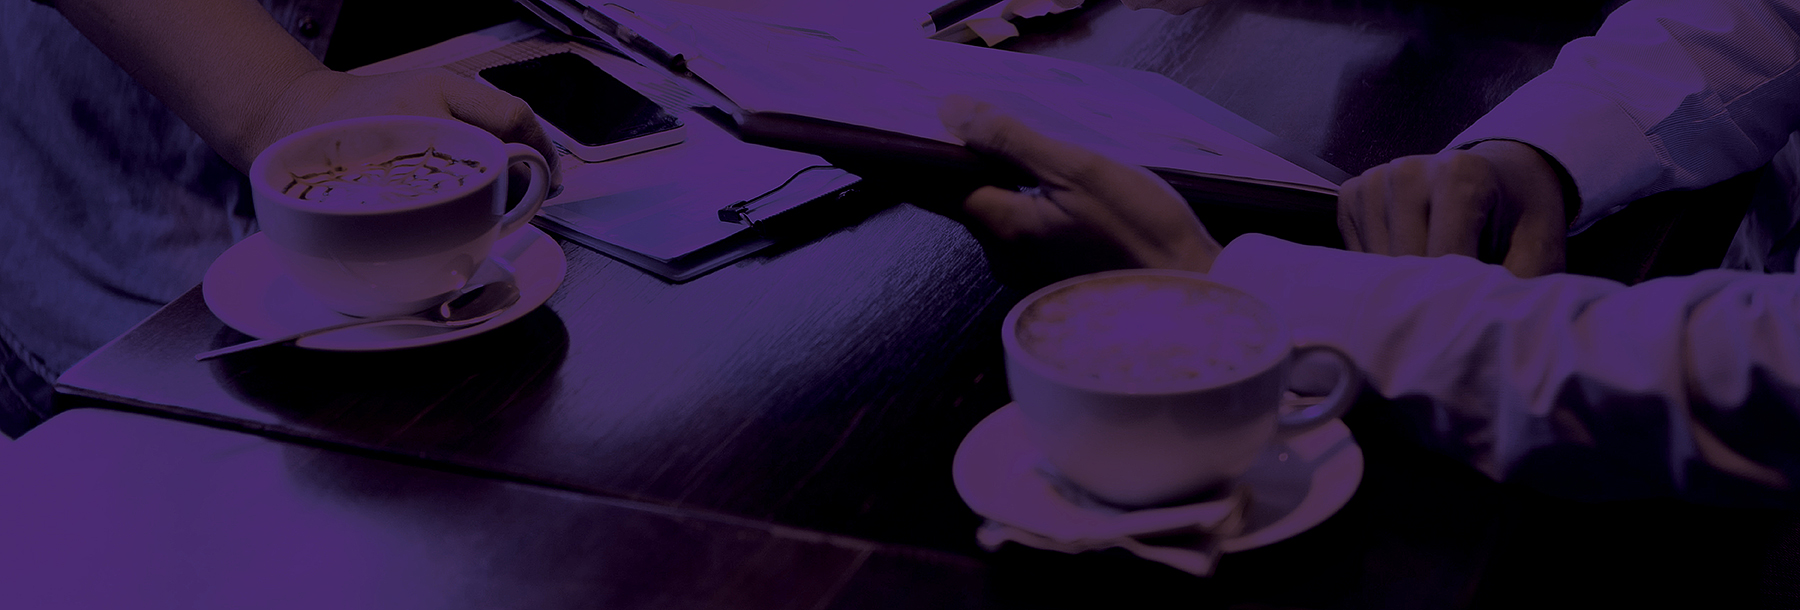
[
  {"xmin": 283, "ymin": 147, "xmax": 486, "ymax": 205},
  {"xmin": 1017, "ymin": 276, "xmax": 1274, "ymax": 388}
]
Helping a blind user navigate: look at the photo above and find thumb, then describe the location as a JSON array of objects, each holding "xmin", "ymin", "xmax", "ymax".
[
  {"xmin": 1501, "ymin": 214, "xmax": 1567, "ymax": 277},
  {"xmin": 939, "ymin": 94, "xmax": 1102, "ymax": 186},
  {"xmin": 960, "ymin": 185, "xmax": 1041, "ymax": 241},
  {"xmin": 440, "ymin": 72, "xmax": 561, "ymax": 186}
]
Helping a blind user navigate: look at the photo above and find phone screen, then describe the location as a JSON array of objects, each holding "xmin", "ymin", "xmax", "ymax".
[{"xmin": 479, "ymin": 53, "xmax": 682, "ymax": 147}]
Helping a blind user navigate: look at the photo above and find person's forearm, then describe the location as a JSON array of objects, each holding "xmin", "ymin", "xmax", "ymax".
[
  {"xmin": 54, "ymin": 0, "xmax": 327, "ymax": 169},
  {"xmin": 1211, "ymin": 234, "xmax": 1800, "ymax": 508}
]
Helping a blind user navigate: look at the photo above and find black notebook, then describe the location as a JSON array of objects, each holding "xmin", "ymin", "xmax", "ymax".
[{"xmin": 349, "ymin": 21, "xmax": 860, "ymax": 282}]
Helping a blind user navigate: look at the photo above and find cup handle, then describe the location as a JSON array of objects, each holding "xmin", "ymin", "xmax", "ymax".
[
  {"xmin": 497, "ymin": 143, "xmax": 551, "ymax": 238},
  {"xmin": 1274, "ymin": 344, "xmax": 1360, "ymax": 439}
]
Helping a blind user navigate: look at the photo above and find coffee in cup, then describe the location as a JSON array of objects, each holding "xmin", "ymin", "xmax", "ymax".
[
  {"xmin": 281, "ymin": 146, "xmax": 488, "ymax": 206},
  {"xmin": 249, "ymin": 116, "xmax": 550, "ymax": 318},
  {"xmin": 1003, "ymin": 269, "xmax": 1358, "ymax": 508}
]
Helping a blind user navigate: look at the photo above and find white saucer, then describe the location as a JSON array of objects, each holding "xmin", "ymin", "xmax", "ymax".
[
  {"xmin": 953, "ymin": 403, "xmax": 1363, "ymax": 554},
  {"xmin": 201, "ymin": 225, "xmax": 566, "ymax": 352}
]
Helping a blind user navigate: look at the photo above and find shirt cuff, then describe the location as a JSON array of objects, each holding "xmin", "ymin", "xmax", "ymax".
[
  {"xmin": 1448, "ymin": 80, "xmax": 1662, "ymax": 234},
  {"xmin": 1207, "ymin": 234, "xmax": 1383, "ymax": 350}
]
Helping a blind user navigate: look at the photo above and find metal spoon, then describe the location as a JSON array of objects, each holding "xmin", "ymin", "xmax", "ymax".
[{"xmin": 195, "ymin": 281, "xmax": 523, "ymax": 361}]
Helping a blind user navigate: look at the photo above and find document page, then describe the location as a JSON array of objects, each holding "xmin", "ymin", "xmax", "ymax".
[{"xmin": 589, "ymin": 0, "xmax": 1336, "ymax": 193}]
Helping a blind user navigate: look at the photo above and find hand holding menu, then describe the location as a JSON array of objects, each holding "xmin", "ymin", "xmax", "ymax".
[{"xmin": 561, "ymin": 0, "xmax": 1342, "ymax": 214}]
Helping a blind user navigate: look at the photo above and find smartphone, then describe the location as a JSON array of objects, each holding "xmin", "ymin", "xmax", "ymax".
[{"xmin": 479, "ymin": 52, "xmax": 685, "ymax": 163}]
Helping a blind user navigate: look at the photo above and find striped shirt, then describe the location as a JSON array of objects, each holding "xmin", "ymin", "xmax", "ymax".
[{"xmin": 1215, "ymin": 0, "xmax": 1800, "ymax": 507}]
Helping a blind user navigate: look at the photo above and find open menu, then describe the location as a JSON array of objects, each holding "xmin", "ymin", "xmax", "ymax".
[{"xmin": 527, "ymin": 0, "xmax": 1344, "ymax": 214}]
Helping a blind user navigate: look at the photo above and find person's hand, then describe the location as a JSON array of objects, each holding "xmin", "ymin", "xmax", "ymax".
[
  {"xmin": 1120, "ymin": 0, "xmax": 1216, "ymax": 15},
  {"xmin": 1336, "ymin": 140, "xmax": 1568, "ymax": 277},
  {"xmin": 235, "ymin": 67, "xmax": 559, "ymax": 186},
  {"xmin": 937, "ymin": 95, "xmax": 1221, "ymax": 287}
]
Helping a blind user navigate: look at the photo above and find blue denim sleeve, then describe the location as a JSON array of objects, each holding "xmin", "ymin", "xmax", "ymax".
[
  {"xmin": 0, "ymin": 338, "xmax": 53, "ymax": 439},
  {"xmin": 0, "ymin": 0, "xmax": 339, "ymax": 437}
]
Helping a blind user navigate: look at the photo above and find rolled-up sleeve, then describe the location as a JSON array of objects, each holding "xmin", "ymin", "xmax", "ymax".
[
  {"xmin": 1451, "ymin": 0, "xmax": 1800, "ymax": 234},
  {"xmin": 1210, "ymin": 233, "xmax": 1800, "ymax": 507}
]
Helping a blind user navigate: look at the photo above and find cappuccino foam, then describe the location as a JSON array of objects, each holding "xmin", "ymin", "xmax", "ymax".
[
  {"xmin": 1017, "ymin": 276, "xmax": 1273, "ymax": 388},
  {"xmin": 283, "ymin": 147, "xmax": 486, "ymax": 206}
]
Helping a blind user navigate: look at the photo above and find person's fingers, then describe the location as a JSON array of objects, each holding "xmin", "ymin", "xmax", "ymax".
[
  {"xmin": 1383, "ymin": 158, "xmax": 1432, "ymax": 257},
  {"xmin": 440, "ymin": 71, "xmax": 561, "ymax": 186},
  {"xmin": 1501, "ymin": 237, "xmax": 1562, "ymax": 277},
  {"xmin": 942, "ymin": 94, "xmax": 1178, "ymax": 243},
  {"xmin": 1337, "ymin": 175, "xmax": 1367, "ymax": 253},
  {"xmin": 1465, "ymin": 140, "xmax": 1568, "ymax": 277},
  {"xmin": 1501, "ymin": 207, "xmax": 1567, "ymax": 277},
  {"xmin": 1423, "ymin": 154, "xmax": 1494, "ymax": 259},
  {"xmin": 1353, "ymin": 169, "xmax": 1392, "ymax": 255},
  {"xmin": 941, "ymin": 95, "xmax": 1106, "ymax": 188},
  {"xmin": 961, "ymin": 185, "xmax": 1043, "ymax": 242}
]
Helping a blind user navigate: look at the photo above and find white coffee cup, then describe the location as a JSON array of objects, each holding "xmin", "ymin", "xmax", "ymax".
[
  {"xmin": 249, "ymin": 115, "xmax": 550, "ymax": 318},
  {"xmin": 1003, "ymin": 269, "xmax": 1359, "ymax": 508}
]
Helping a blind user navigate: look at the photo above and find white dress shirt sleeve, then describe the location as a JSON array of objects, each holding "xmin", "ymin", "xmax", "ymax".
[
  {"xmin": 1209, "ymin": 234, "xmax": 1800, "ymax": 507},
  {"xmin": 1449, "ymin": 0, "xmax": 1800, "ymax": 234}
]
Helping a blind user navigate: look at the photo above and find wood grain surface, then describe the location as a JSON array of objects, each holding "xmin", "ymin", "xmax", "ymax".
[{"xmin": 42, "ymin": 1, "xmax": 1791, "ymax": 607}]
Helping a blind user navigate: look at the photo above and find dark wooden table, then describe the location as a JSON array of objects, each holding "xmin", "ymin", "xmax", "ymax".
[
  {"xmin": 1, "ymin": 409, "xmax": 994, "ymax": 610},
  {"xmin": 35, "ymin": 0, "xmax": 1798, "ymax": 607}
]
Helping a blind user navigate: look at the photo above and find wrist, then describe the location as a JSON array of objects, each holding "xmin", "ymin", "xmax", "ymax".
[{"xmin": 233, "ymin": 66, "xmax": 338, "ymax": 171}]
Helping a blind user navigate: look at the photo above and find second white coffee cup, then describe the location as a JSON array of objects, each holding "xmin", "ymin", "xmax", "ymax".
[
  {"xmin": 249, "ymin": 115, "xmax": 550, "ymax": 318},
  {"xmin": 1003, "ymin": 269, "xmax": 1359, "ymax": 508}
]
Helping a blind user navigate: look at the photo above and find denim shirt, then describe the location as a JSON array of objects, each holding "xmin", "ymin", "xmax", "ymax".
[{"xmin": 0, "ymin": 0, "xmax": 340, "ymax": 436}]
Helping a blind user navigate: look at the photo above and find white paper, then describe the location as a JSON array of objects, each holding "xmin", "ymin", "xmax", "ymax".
[{"xmin": 592, "ymin": 0, "xmax": 1337, "ymax": 193}]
